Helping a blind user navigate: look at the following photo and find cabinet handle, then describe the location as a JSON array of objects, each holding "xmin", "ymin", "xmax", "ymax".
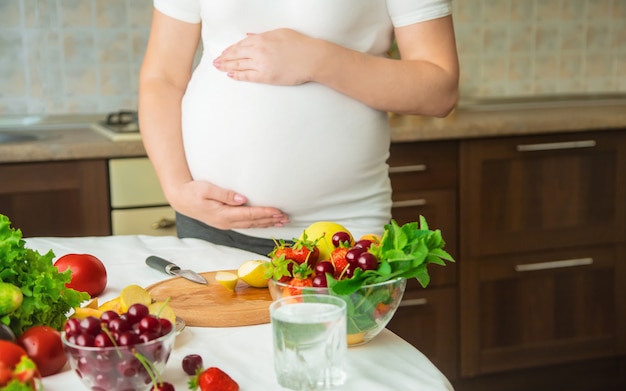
[
  {"xmin": 515, "ymin": 257, "xmax": 593, "ymax": 272},
  {"xmin": 516, "ymin": 140, "xmax": 596, "ymax": 152},
  {"xmin": 399, "ymin": 298, "xmax": 428, "ymax": 307},
  {"xmin": 389, "ymin": 164, "xmax": 427, "ymax": 174},
  {"xmin": 392, "ymin": 199, "xmax": 427, "ymax": 208},
  {"xmin": 151, "ymin": 218, "xmax": 176, "ymax": 230}
]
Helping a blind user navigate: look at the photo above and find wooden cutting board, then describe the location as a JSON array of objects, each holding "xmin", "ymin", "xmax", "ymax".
[{"xmin": 145, "ymin": 270, "xmax": 272, "ymax": 327}]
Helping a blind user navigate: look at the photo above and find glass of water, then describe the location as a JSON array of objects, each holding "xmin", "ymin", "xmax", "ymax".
[{"xmin": 270, "ymin": 294, "xmax": 347, "ymax": 390}]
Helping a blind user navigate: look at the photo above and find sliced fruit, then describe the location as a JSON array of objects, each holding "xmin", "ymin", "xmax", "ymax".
[
  {"xmin": 300, "ymin": 221, "xmax": 353, "ymax": 261},
  {"xmin": 119, "ymin": 284, "xmax": 152, "ymax": 312},
  {"xmin": 148, "ymin": 301, "xmax": 177, "ymax": 325},
  {"xmin": 237, "ymin": 260, "xmax": 270, "ymax": 288},
  {"xmin": 83, "ymin": 297, "xmax": 99, "ymax": 309},
  {"xmin": 71, "ymin": 307, "xmax": 103, "ymax": 319},
  {"xmin": 215, "ymin": 271, "xmax": 239, "ymax": 292},
  {"xmin": 347, "ymin": 332, "xmax": 366, "ymax": 345},
  {"xmin": 97, "ymin": 296, "xmax": 122, "ymax": 313}
]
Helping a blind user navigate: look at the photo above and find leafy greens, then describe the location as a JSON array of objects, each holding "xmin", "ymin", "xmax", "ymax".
[
  {"xmin": 328, "ymin": 216, "xmax": 455, "ymax": 296},
  {"xmin": 0, "ymin": 214, "xmax": 89, "ymax": 336}
]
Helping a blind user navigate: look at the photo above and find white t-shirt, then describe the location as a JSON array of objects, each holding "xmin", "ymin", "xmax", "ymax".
[{"xmin": 153, "ymin": 0, "xmax": 452, "ymax": 240}]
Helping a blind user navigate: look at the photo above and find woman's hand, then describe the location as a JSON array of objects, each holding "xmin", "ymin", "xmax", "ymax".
[
  {"xmin": 213, "ymin": 28, "xmax": 321, "ymax": 85},
  {"xmin": 166, "ymin": 180, "xmax": 289, "ymax": 230}
]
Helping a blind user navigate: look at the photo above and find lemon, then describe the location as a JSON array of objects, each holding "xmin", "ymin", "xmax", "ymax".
[
  {"xmin": 300, "ymin": 221, "xmax": 353, "ymax": 261},
  {"xmin": 71, "ymin": 307, "xmax": 103, "ymax": 319},
  {"xmin": 148, "ymin": 301, "xmax": 177, "ymax": 325},
  {"xmin": 119, "ymin": 284, "xmax": 152, "ymax": 312},
  {"xmin": 215, "ymin": 271, "xmax": 239, "ymax": 292},
  {"xmin": 83, "ymin": 297, "xmax": 99, "ymax": 309},
  {"xmin": 237, "ymin": 260, "xmax": 270, "ymax": 288},
  {"xmin": 98, "ymin": 296, "xmax": 122, "ymax": 313}
]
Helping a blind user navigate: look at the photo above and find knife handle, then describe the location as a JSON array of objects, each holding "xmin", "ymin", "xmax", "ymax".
[{"xmin": 146, "ymin": 256, "xmax": 180, "ymax": 273}]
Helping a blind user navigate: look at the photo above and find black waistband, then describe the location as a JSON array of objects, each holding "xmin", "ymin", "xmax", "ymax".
[{"xmin": 175, "ymin": 212, "xmax": 291, "ymax": 257}]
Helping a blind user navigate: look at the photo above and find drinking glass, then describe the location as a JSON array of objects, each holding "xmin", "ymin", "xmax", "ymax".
[{"xmin": 270, "ymin": 294, "xmax": 347, "ymax": 390}]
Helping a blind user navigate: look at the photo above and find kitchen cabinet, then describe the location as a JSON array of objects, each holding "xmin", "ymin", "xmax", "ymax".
[
  {"xmin": 0, "ymin": 160, "xmax": 110, "ymax": 237},
  {"xmin": 109, "ymin": 157, "xmax": 176, "ymax": 236},
  {"xmin": 458, "ymin": 130, "xmax": 626, "ymax": 377},
  {"xmin": 386, "ymin": 140, "xmax": 459, "ymax": 380}
]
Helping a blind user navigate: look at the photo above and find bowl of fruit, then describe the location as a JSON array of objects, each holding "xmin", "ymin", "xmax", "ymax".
[
  {"xmin": 62, "ymin": 303, "xmax": 176, "ymax": 391},
  {"xmin": 266, "ymin": 217, "xmax": 454, "ymax": 346}
]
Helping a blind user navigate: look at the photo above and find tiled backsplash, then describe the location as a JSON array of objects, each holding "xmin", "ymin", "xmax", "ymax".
[{"xmin": 1, "ymin": 0, "xmax": 625, "ymax": 115}]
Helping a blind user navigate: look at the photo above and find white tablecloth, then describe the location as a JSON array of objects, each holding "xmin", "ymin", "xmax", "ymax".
[{"xmin": 24, "ymin": 235, "xmax": 453, "ymax": 391}]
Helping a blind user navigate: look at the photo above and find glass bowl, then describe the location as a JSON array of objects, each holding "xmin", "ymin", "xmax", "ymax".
[
  {"xmin": 61, "ymin": 326, "xmax": 176, "ymax": 391},
  {"xmin": 268, "ymin": 277, "xmax": 407, "ymax": 346}
]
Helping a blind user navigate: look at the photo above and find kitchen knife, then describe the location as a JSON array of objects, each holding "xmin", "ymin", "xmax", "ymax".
[{"xmin": 145, "ymin": 256, "xmax": 208, "ymax": 284}]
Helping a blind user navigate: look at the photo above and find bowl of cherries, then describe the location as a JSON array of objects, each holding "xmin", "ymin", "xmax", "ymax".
[{"xmin": 62, "ymin": 303, "xmax": 176, "ymax": 391}]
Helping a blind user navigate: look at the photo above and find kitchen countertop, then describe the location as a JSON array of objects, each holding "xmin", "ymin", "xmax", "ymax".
[{"xmin": 1, "ymin": 100, "xmax": 625, "ymax": 164}]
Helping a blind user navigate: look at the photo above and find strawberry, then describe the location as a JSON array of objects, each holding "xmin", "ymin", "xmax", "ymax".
[
  {"xmin": 286, "ymin": 263, "xmax": 314, "ymax": 296},
  {"xmin": 270, "ymin": 238, "xmax": 319, "ymax": 266},
  {"xmin": 330, "ymin": 247, "xmax": 349, "ymax": 278},
  {"xmin": 190, "ymin": 366, "xmax": 239, "ymax": 391}
]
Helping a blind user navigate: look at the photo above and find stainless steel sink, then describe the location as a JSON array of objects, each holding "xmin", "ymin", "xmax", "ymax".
[{"xmin": 0, "ymin": 132, "xmax": 40, "ymax": 144}]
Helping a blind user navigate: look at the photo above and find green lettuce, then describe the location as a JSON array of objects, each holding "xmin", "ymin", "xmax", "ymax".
[{"xmin": 0, "ymin": 214, "xmax": 89, "ymax": 336}]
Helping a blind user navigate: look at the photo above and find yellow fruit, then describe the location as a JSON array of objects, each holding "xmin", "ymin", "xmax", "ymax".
[
  {"xmin": 148, "ymin": 301, "xmax": 177, "ymax": 325},
  {"xmin": 348, "ymin": 332, "xmax": 366, "ymax": 346},
  {"xmin": 215, "ymin": 271, "xmax": 239, "ymax": 292},
  {"xmin": 119, "ymin": 284, "xmax": 152, "ymax": 312},
  {"xmin": 300, "ymin": 221, "xmax": 353, "ymax": 261},
  {"xmin": 83, "ymin": 297, "xmax": 99, "ymax": 309},
  {"xmin": 98, "ymin": 296, "xmax": 122, "ymax": 313},
  {"xmin": 72, "ymin": 307, "xmax": 103, "ymax": 319},
  {"xmin": 360, "ymin": 233, "xmax": 381, "ymax": 244},
  {"xmin": 237, "ymin": 260, "xmax": 270, "ymax": 288}
]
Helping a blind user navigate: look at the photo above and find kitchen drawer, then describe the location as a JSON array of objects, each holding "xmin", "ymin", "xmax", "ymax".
[
  {"xmin": 109, "ymin": 158, "xmax": 167, "ymax": 208},
  {"xmin": 460, "ymin": 244, "xmax": 624, "ymax": 376},
  {"xmin": 391, "ymin": 189, "xmax": 457, "ymax": 287},
  {"xmin": 111, "ymin": 206, "xmax": 176, "ymax": 236},
  {"xmin": 387, "ymin": 286, "xmax": 458, "ymax": 380},
  {"xmin": 388, "ymin": 141, "xmax": 458, "ymax": 190},
  {"xmin": 460, "ymin": 130, "xmax": 626, "ymax": 257}
]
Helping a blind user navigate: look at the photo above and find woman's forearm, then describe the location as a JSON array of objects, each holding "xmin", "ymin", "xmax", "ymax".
[{"xmin": 311, "ymin": 17, "xmax": 459, "ymax": 117}]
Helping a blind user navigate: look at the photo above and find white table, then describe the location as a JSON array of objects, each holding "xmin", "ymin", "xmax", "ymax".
[{"xmin": 24, "ymin": 235, "xmax": 453, "ymax": 391}]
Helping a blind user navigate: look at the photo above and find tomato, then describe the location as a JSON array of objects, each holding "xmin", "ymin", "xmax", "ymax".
[
  {"xmin": 0, "ymin": 340, "xmax": 28, "ymax": 369},
  {"xmin": 54, "ymin": 253, "xmax": 107, "ymax": 297},
  {"xmin": 17, "ymin": 325, "xmax": 66, "ymax": 377}
]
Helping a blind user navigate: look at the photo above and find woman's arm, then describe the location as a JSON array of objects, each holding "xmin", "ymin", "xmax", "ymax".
[
  {"xmin": 139, "ymin": 10, "xmax": 288, "ymax": 230},
  {"xmin": 213, "ymin": 16, "xmax": 459, "ymax": 117}
]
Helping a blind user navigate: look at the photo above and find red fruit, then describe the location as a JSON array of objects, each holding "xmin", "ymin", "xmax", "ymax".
[
  {"xmin": 54, "ymin": 253, "xmax": 107, "ymax": 297},
  {"xmin": 182, "ymin": 354, "xmax": 203, "ymax": 376},
  {"xmin": 152, "ymin": 382, "xmax": 175, "ymax": 391},
  {"xmin": 287, "ymin": 276, "xmax": 314, "ymax": 296},
  {"xmin": 17, "ymin": 325, "xmax": 66, "ymax": 377},
  {"xmin": 196, "ymin": 367, "xmax": 239, "ymax": 391},
  {"xmin": 330, "ymin": 248, "xmax": 349, "ymax": 278}
]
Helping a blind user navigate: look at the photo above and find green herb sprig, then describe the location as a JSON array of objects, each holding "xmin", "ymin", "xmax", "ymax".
[
  {"xmin": 0, "ymin": 214, "xmax": 89, "ymax": 335},
  {"xmin": 328, "ymin": 216, "xmax": 455, "ymax": 296}
]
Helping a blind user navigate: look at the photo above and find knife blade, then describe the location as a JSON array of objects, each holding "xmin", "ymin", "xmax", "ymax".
[{"xmin": 145, "ymin": 256, "xmax": 208, "ymax": 284}]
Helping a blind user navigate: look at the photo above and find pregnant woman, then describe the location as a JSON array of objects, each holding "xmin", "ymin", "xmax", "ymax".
[{"xmin": 138, "ymin": 0, "xmax": 459, "ymax": 255}]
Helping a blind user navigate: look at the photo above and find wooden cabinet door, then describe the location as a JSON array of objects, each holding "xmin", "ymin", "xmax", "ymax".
[
  {"xmin": 0, "ymin": 160, "xmax": 110, "ymax": 237},
  {"xmin": 387, "ymin": 286, "xmax": 458, "ymax": 380},
  {"xmin": 460, "ymin": 245, "xmax": 624, "ymax": 377},
  {"xmin": 389, "ymin": 141, "xmax": 459, "ymax": 287},
  {"xmin": 460, "ymin": 131, "xmax": 626, "ymax": 257}
]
